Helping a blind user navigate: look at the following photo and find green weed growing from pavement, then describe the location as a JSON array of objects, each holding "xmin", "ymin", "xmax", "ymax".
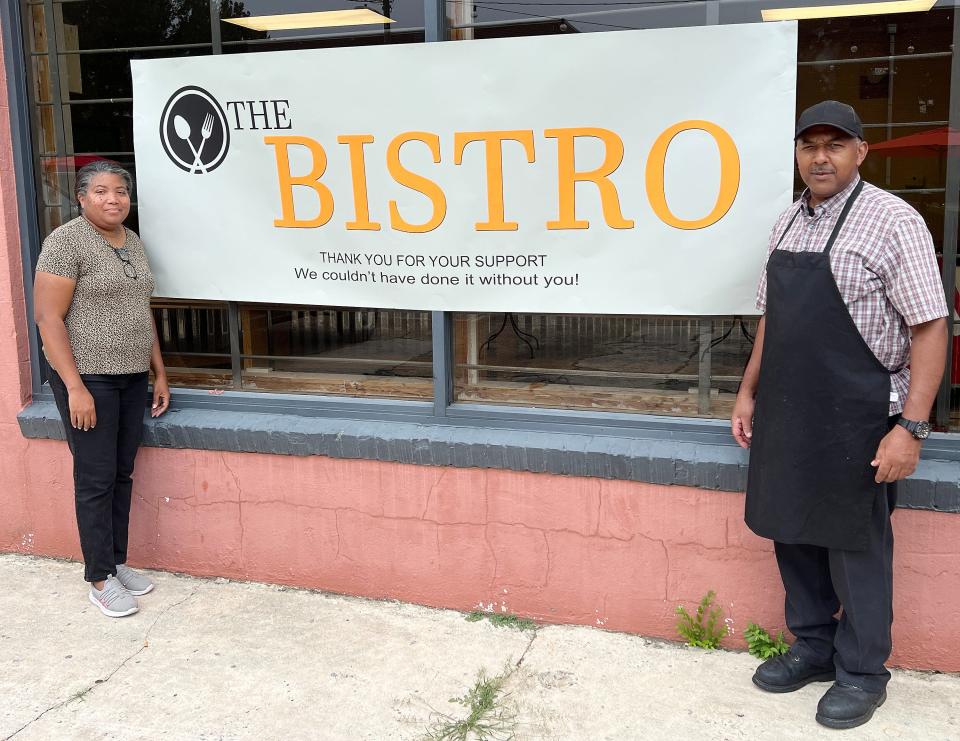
[
  {"xmin": 744, "ymin": 622, "xmax": 790, "ymax": 660},
  {"xmin": 425, "ymin": 665, "xmax": 517, "ymax": 741},
  {"xmin": 465, "ymin": 610, "xmax": 537, "ymax": 631},
  {"xmin": 675, "ymin": 590, "xmax": 726, "ymax": 649}
]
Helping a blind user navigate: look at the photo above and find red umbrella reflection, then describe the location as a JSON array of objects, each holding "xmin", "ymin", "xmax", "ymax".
[
  {"xmin": 870, "ymin": 126, "xmax": 960, "ymax": 156},
  {"xmin": 871, "ymin": 128, "xmax": 960, "ymax": 385},
  {"xmin": 42, "ymin": 154, "xmax": 112, "ymax": 172}
]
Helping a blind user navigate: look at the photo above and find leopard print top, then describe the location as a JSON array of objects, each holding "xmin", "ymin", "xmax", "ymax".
[{"xmin": 35, "ymin": 216, "xmax": 156, "ymax": 374}]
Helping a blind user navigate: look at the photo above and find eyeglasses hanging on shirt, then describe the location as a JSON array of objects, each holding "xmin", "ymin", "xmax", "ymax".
[{"xmin": 111, "ymin": 247, "xmax": 138, "ymax": 279}]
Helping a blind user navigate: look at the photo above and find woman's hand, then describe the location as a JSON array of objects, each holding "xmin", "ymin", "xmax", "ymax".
[
  {"xmin": 68, "ymin": 383, "xmax": 96, "ymax": 431},
  {"xmin": 152, "ymin": 376, "xmax": 170, "ymax": 417}
]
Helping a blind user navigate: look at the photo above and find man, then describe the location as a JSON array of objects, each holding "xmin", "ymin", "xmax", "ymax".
[{"xmin": 732, "ymin": 100, "xmax": 948, "ymax": 730}]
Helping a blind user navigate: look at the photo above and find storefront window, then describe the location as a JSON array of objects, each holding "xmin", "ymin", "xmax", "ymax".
[
  {"xmin": 447, "ymin": 3, "xmax": 959, "ymax": 427},
  {"xmin": 20, "ymin": 0, "xmax": 433, "ymax": 400},
  {"xmin": 16, "ymin": 1, "xmax": 959, "ymax": 427}
]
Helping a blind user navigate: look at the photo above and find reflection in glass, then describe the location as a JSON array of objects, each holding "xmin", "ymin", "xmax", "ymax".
[
  {"xmin": 220, "ymin": 0, "xmax": 425, "ymax": 51},
  {"xmin": 58, "ymin": 0, "xmax": 216, "ymax": 50},
  {"xmin": 238, "ymin": 306, "xmax": 432, "ymax": 398},
  {"xmin": 154, "ymin": 302, "xmax": 233, "ymax": 389},
  {"xmin": 454, "ymin": 314, "xmax": 756, "ymax": 418}
]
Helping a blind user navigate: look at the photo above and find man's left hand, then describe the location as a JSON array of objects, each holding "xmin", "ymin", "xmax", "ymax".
[{"xmin": 870, "ymin": 425, "xmax": 922, "ymax": 483}]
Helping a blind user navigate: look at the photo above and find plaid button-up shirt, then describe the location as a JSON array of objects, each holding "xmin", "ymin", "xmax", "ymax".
[{"xmin": 756, "ymin": 176, "xmax": 949, "ymax": 415}]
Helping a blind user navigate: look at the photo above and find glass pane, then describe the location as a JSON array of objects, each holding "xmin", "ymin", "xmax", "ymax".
[
  {"xmin": 796, "ymin": 8, "xmax": 952, "ymax": 62},
  {"xmin": 952, "ymin": 319, "xmax": 959, "ymax": 432},
  {"xmin": 39, "ymin": 206, "xmax": 65, "ymax": 241},
  {"xmin": 58, "ymin": 0, "xmax": 213, "ymax": 50},
  {"xmin": 796, "ymin": 8, "xmax": 955, "ymax": 428},
  {"xmin": 454, "ymin": 313, "xmax": 755, "ymax": 418},
  {"xmin": 37, "ymin": 155, "xmax": 137, "ymax": 228},
  {"xmin": 66, "ymin": 101, "xmax": 133, "ymax": 154},
  {"xmin": 58, "ymin": 48, "xmax": 212, "ymax": 102},
  {"xmin": 456, "ymin": 1, "xmax": 706, "ymax": 36},
  {"xmin": 153, "ymin": 301, "xmax": 234, "ymax": 390},
  {"xmin": 238, "ymin": 305, "xmax": 432, "ymax": 399},
  {"xmin": 221, "ymin": 0, "xmax": 425, "ymax": 52}
]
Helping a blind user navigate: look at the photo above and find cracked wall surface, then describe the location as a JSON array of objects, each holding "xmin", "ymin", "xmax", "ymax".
[
  {"xmin": 4, "ymin": 439, "xmax": 960, "ymax": 672},
  {"xmin": 2, "ymin": 27, "xmax": 960, "ymax": 676}
]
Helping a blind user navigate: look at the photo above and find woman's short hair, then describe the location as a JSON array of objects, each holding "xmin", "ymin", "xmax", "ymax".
[{"xmin": 75, "ymin": 160, "xmax": 134, "ymax": 199}]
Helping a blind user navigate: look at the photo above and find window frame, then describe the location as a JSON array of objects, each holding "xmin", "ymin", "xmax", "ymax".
[{"xmin": 4, "ymin": 0, "xmax": 959, "ymax": 442}]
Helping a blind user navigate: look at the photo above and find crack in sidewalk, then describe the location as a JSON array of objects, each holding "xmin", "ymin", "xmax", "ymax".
[
  {"xmin": 3, "ymin": 587, "xmax": 201, "ymax": 741},
  {"xmin": 513, "ymin": 627, "xmax": 539, "ymax": 672}
]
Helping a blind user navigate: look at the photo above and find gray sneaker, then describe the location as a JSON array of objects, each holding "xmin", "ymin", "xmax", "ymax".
[
  {"xmin": 89, "ymin": 576, "xmax": 139, "ymax": 617},
  {"xmin": 115, "ymin": 564, "xmax": 154, "ymax": 596}
]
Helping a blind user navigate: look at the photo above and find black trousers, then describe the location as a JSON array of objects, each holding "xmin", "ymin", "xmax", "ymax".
[
  {"xmin": 774, "ymin": 480, "xmax": 897, "ymax": 694},
  {"xmin": 49, "ymin": 370, "xmax": 148, "ymax": 583}
]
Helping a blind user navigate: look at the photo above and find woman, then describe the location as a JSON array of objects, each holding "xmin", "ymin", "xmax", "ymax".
[{"xmin": 34, "ymin": 160, "xmax": 170, "ymax": 618}]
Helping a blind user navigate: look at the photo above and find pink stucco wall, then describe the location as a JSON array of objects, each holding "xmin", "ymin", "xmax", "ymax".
[{"xmin": 1, "ymin": 31, "xmax": 959, "ymax": 672}]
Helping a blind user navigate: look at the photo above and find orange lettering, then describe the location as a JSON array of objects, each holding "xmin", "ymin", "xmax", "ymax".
[
  {"xmin": 386, "ymin": 132, "xmax": 447, "ymax": 233},
  {"xmin": 337, "ymin": 134, "xmax": 381, "ymax": 231},
  {"xmin": 646, "ymin": 120, "xmax": 740, "ymax": 230},
  {"xmin": 544, "ymin": 127, "xmax": 634, "ymax": 230},
  {"xmin": 454, "ymin": 130, "xmax": 535, "ymax": 231},
  {"xmin": 265, "ymin": 135, "xmax": 334, "ymax": 229}
]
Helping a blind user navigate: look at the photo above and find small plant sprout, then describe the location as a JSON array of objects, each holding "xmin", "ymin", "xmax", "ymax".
[
  {"xmin": 425, "ymin": 664, "xmax": 517, "ymax": 741},
  {"xmin": 675, "ymin": 590, "xmax": 727, "ymax": 649},
  {"xmin": 464, "ymin": 609, "xmax": 536, "ymax": 631},
  {"xmin": 744, "ymin": 622, "xmax": 791, "ymax": 660}
]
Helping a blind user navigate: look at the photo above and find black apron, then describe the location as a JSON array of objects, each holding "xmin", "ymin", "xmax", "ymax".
[{"xmin": 745, "ymin": 180, "xmax": 892, "ymax": 552}]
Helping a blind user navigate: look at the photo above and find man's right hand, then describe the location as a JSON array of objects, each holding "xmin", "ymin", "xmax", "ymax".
[
  {"xmin": 68, "ymin": 384, "xmax": 96, "ymax": 431},
  {"xmin": 731, "ymin": 394, "xmax": 755, "ymax": 449}
]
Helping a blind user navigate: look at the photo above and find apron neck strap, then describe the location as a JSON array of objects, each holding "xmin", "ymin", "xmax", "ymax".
[
  {"xmin": 823, "ymin": 178, "xmax": 865, "ymax": 257},
  {"xmin": 776, "ymin": 207, "xmax": 803, "ymax": 248},
  {"xmin": 775, "ymin": 178, "xmax": 866, "ymax": 252}
]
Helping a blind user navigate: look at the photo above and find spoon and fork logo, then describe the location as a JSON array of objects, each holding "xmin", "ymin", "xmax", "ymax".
[
  {"xmin": 174, "ymin": 112, "xmax": 215, "ymax": 173},
  {"xmin": 159, "ymin": 86, "xmax": 230, "ymax": 175}
]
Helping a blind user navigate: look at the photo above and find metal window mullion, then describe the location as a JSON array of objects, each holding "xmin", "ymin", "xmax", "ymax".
[
  {"xmin": 698, "ymin": 320, "xmax": 713, "ymax": 415},
  {"xmin": 32, "ymin": 41, "xmax": 214, "ymax": 55},
  {"xmin": 693, "ymin": 3, "xmax": 720, "ymax": 416},
  {"xmin": 41, "ymin": 0, "xmax": 71, "ymax": 226},
  {"xmin": 46, "ymin": 97, "xmax": 132, "ymax": 105},
  {"xmin": 425, "ymin": 0, "xmax": 449, "ymax": 415},
  {"xmin": 227, "ymin": 302, "xmax": 242, "ymax": 389},
  {"xmin": 705, "ymin": 0, "xmax": 719, "ymax": 25},
  {"xmin": 3, "ymin": 1, "xmax": 46, "ymax": 395},
  {"xmin": 432, "ymin": 311, "xmax": 453, "ymax": 416},
  {"xmin": 209, "ymin": 0, "xmax": 222, "ymax": 55},
  {"xmin": 936, "ymin": 10, "xmax": 960, "ymax": 428},
  {"xmin": 424, "ymin": 0, "xmax": 446, "ymax": 42}
]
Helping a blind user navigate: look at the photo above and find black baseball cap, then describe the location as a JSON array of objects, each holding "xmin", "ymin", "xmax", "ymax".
[{"xmin": 795, "ymin": 100, "xmax": 864, "ymax": 140}]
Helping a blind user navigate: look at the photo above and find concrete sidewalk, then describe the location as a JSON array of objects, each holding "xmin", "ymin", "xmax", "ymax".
[{"xmin": 2, "ymin": 554, "xmax": 958, "ymax": 741}]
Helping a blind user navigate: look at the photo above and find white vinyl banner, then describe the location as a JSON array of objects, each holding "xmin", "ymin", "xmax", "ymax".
[{"xmin": 132, "ymin": 22, "xmax": 798, "ymax": 314}]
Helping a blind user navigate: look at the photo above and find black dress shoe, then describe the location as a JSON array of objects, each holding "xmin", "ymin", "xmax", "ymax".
[
  {"xmin": 815, "ymin": 682, "xmax": 886, "ymax": 729},
  {"xmin": 752, "ymin": 651, "xmax": 836, "ymax": 693}
]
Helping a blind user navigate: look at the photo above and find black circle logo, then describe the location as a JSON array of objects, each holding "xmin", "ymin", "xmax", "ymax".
[{"xmin": 159, "ymin": 86, "xmax": 230, "ymax": 174}]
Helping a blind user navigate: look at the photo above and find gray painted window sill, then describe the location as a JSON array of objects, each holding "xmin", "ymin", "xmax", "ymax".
[{"xmin": 17, "ymin": 395, "xmax": 960, "ymax": 514}]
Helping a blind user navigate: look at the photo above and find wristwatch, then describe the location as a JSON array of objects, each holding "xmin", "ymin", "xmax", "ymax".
[{"xmin": 896, "ymin": 417, "xmax": 931, "ymax": 440}]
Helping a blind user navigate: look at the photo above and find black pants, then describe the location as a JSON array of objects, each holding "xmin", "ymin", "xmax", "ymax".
[
  {"xmin": 49, "ymin": 370, "xmax": 148, "ymax": 583},
  {"xmin": 774, "ymin": 480, "xmax": 897, "ymax": 694}
]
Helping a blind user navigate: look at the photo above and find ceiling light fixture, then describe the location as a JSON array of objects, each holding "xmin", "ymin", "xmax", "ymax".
[
  {"xmin": 223, "ymin": 9, "xmax": 395, "ymax": 32},
  {"xmin": 762, "ymin": 0, "xmax": 936, "ymax": 22}
]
